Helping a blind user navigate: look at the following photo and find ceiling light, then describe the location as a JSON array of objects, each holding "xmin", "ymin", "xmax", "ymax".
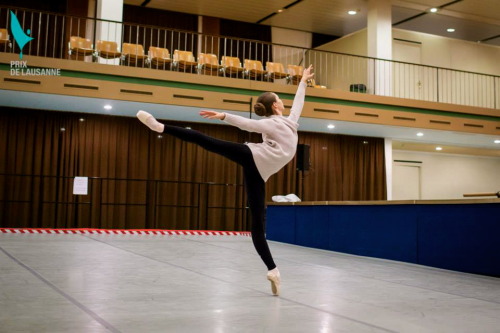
[
  {"xmin": 277, "ymin": 9, "xmax": 284, "ymax": 13},
  {"xmin": 494, "ymin": 140, "xmax": 500, "ymax": 144},
  {"xmin": 327, "ymin": 124, "xmax": 335, "ymax": 129},
  {"xmin": 348, "ymin": 10, "xmax": 357, "ymax": 15},
  {"xmin": 430, "ymin": 8, "xmax": 438, "ymax": 13},
  {"xmin": 60, "ymin": 127, "xmax": 66, "ymax": 132},
  {"xmin": 79, "ymin": 118, "xmax": 85, "ymax": 122},
  {"xmin": 447, "ymin": 28, "xmax": 455, "ymax": 32},
  {"xmin": 416, "ymin": 132, "xmax": 424, "ymax": 137},
  {"xmin": 157, "ymin": 135, "xmax": 163, "ymax": 139},
  {"xmin": 435, "ymin": 146, "xmax": 443, "ymax": 151},
  {"xmin": 104, "ymin": 104, "xmax": 112, "ymax": 110}
]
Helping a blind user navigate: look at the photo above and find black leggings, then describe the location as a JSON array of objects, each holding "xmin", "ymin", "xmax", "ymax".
[{"xmin": 162, "ymin": 124, "xmax": 277, "ymax": 270}]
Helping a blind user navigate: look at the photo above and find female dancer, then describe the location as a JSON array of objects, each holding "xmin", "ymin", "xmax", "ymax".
[{"xmin": 137, "ymin": 65, "xmax": 314, "ymax": 296}]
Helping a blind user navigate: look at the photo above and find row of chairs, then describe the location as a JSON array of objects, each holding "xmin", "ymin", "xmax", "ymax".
[
  {"xmin": 0, "ymin": 31, "xmax": 323, "ymax": 86},
  {"xmin": 68, "ymin": 36, "xmax": 314, "ymax": 84},
  {"xmin": 0, "ymin": 28, "xmax": 11, "ymax": 49}
]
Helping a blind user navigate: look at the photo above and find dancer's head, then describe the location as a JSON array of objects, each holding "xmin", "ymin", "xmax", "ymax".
[{"xmin": 254, "ymin": 92, "xmax": 284, "ymax": 117}]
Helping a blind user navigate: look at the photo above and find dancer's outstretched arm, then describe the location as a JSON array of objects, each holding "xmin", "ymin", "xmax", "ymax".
[
  {"xmin": 200, "ymin": 110, "xmax": 275, "ymax": 134},
  {"xmin": 288, "ymin": 65, "xmax": 314, "ymax": 123}
]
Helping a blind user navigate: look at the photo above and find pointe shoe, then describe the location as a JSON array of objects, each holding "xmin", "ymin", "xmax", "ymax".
[
  {"xmin": 136, "ymin": 110, "xmax": 164, "ymax": 133},
  {"xmin": 267, "ymin": 268, "xmax": 281, "ymax": 296}
]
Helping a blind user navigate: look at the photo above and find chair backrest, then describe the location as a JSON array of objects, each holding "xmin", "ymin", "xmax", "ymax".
[
  {"xmin": 221, "ymin": 56, "xmax": 241, "ymax": 68},
  {"xmin": 122, "ymin": 43, "xmax": 144, "ymax": 56},
  {"xmin": 244, "ymin": 59, "xmax": 264, "ymax": 71},
  {"xmin": 287, "ymin": 64, "xmax": 303, "ymax": 76},
  {"xmin": 173, "ymin": 50, "xmax": 195, "ymax": 62},
  {"xmin": 0, "ymin": 28, "xmax": 10, "ymax": 41},
  {"xmin": 149, "ymin": 46, "xmax": 170, "ymax": 59},
  {"xmin": 198, "ymin": 53, "xmax": 218, "ymax": 66},
  {"xmin": 97, "ymin": 40, "xmax": 119, "ymax": 52},
  {"xmin": 266, "ymin": 62, "xmax": 285, "ymax": 73},
  {"xmin": 69, "ymin": 36, "xmax": 91, "ymax": 49}
]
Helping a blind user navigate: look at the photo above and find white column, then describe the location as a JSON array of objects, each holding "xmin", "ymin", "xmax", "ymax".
[
  {"xmin": 384, "ymin": 138, "xmax": 393, "ymax": 200},
  {"xmin": 96, "ymin": 0, "xmax": 123, "ymax": 64},
  {"xmin": 367, "ymin": 0, "xmax": 392, "ymax": 96}
]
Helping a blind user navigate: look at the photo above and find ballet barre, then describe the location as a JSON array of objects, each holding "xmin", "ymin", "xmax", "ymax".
[{"xmin": 463, "ymin": 191, "xmax": 500, "ymax": 198}]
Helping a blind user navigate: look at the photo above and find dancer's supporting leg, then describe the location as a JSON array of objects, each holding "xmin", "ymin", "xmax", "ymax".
[{"xmin": 137, "ymin": 111, "xmax": 280, "ymax": 294}]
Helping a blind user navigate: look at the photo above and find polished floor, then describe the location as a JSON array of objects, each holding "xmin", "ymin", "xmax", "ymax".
[{"xmin": 0, "ymin": 233, "xmax": 499, "ymax": 333}]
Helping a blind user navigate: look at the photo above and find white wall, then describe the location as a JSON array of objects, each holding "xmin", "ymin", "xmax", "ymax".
[
  {"xmin": 393, "ymin": 29, "xmax": 500, "ymax": 76},
  {"xmin": 392, "ymin": 150, "xmax": 500, "ymax": 200},
  {"xmin": 271, "ymin": 27, "xmax": 311, "ymax": 65}
]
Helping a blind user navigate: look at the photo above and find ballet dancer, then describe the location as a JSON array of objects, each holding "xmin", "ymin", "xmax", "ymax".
[{"xmin": 137, "ymin": 65, "xmax": 314, "ymax": 296}]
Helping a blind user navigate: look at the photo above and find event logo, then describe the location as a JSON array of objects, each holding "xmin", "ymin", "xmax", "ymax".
[
  {"xmin": 10, "ymin": 10, "xmax": 34, "ymax": 60},
  {"xmin": 9, "ymin": 10, "xmax": 61, "ymax": 76}
]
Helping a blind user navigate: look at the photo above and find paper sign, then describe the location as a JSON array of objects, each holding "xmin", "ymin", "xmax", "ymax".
[{"xmin": 73, "ymin": 177, "xmax": 88, "ymax": 195}]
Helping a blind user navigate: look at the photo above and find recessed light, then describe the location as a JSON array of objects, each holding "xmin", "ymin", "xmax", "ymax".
[
  {"xmin": 417, "ymin": 132, "xmax": 424, "ymax": 137},
  {"xmin": 447, "ymin": 28, "xmax": 455, "ymax": 32},
  {"xmin": 79, "ymin": 118, "xmax": 85, "ymax": 122},
  {"xmin": 435, "ymin": 146, "xmax": 443, "ymax": 151},
  {"xmin": 348, "ymin": 10, "xmax": 357, "ymax": 15},
  {"xmin": 327, "ymin": 124, "xmax": 335, "ymax": 129},
  {"xmin": 277, "ymin": 9, "xmax": 284, "ymax": 13},
  {"xmin": 104, "ymin": 104, "xmax": 112, "ymax": 110},
  {"xmin": 430, "ymin": 8, "xmax": 438, "ymax": 13},
  {"xmin": 494, "ymin": 139, "xmax": 500, "ymax": 144}
]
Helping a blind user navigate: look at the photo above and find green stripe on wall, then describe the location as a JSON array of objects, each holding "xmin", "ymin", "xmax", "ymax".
[{"xmin": 1, "ymin": 64, "xmax": 499, "ymax": 122}]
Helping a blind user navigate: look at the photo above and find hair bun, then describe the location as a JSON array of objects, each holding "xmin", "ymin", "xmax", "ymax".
[{"xmin": 254, "ymin": 102, "xmax": 266, "ymax": 116}]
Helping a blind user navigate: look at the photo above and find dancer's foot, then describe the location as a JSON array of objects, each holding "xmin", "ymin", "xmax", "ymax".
[
  {"xmin": 137, "ymin": 110, "xmax": 164, "ymax": 133},
  {"xmin": 267, "ymin": 268, "xmax": 281, "ymax": 296}
]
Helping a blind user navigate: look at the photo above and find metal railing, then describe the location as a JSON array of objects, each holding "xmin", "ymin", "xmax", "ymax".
[
  {"xmin": 1, "ymin": 6, "xmax": 499, "ymax": 109},
  {"xmin": 0, "ymin": 174, "xmax": 248, "ymax": 230}
]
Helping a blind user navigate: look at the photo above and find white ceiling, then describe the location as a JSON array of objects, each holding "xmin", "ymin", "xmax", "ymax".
[
  {"xmin": 124, "ymin": 0, "xmax": 500, "ymax": 46},
  {"xmin": 1, "ymin": 90, "xmax": 499, "ymax": 156}
]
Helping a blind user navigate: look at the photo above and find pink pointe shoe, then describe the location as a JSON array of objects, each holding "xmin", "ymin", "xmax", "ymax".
[
  {"xmin": 136, "ymin": 110, "xmax": 164, "ymax": 133},
  {"xmin": 267, "ymin": 268, "xmax": 281, "ymax": 296}
]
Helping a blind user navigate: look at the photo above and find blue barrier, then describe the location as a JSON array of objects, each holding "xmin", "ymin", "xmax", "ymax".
[{"xmin": 267, "ymin": 201, "xmax": 500, "ymax": 276}]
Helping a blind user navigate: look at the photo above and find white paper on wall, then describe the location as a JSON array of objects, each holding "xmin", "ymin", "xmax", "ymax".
[{"xmin": 73, "ymin": 177, "xmax": 88, "ymax": 195}]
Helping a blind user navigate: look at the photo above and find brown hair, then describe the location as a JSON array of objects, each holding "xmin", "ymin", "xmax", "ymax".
[{"xmin": 253, "ymin": 92, "xmax": 276, "ymax": 117}]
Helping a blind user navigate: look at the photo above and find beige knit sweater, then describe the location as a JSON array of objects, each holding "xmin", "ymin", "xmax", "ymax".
[{"xmin": 223, "ymin": 82, "xmax": 306, "ymax": 182}]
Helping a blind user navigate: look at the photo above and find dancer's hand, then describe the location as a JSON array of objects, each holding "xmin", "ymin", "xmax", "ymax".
[
  {"xmin": 200, "ymin": 110, "xmax": 225, "ymax": 120},
  {"xmin": 301, "ymin": 64, "xmax": 314, "ymax": 83}
]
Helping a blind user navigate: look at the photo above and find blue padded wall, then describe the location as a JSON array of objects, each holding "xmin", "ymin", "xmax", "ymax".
[
  {"xmin": 328, "ymin": 205, "xmax": 418, "ymax": 263},
  {"xmin": 267, "ymin": 203, "xmax": 500, "ymax": 276},
  {"xmin": 417, "ymin": 204, "xmax": 500, "ymax": 276}
]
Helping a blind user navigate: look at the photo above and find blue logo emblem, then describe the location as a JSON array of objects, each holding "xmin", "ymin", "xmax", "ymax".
[{"xmin": 10, "ymin": 10, "xmax": 34, "ymax": 59}]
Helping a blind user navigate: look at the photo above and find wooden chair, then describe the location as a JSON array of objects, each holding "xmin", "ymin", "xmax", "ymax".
[
  {"xmin": 198, "ymin": 53, "xmax": 222, "ymax": 76},
  {"xmin": 244, "ymin": 59, "xmax": 267, "ymax": 81},
  {"xmin": 221, "ymin": 56, "xmax": 244, "ymax": 78},
  {"xmin": 287, "ymin": 65, "xmax": 303, "ymax": 85},
  {"xmin": 266, "ymin": 62, "xmax": 288, "ymax": 81},
  {"xmin": 95, "ymin": 40, "xmax": 121, "ymax": 59},
  {"xmin": 68, "ymin": 36, "xmax": 93, "ymax": 61},
  {"xmin": 308, "ymin": 78, "xmax": 326, "ymax": 89},
  {"xmin": 122, "ymin": 43, "xmax": 147, "ymax": 67},
  {"xmin": 148, "ymin": 46, "xmax": 172, "ymax": 70},
  {"xmin": 173, "ymin": 50, "xmax": 197, "ymax": 73},
  {"xmin": 0, "ymin": 28, "xmax": 12, "ymax": 51}
]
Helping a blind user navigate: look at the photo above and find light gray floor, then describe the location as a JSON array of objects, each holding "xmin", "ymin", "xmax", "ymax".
[{"xmin": 1, "ymin": 233, "xmax": 500, "ymax": 333}]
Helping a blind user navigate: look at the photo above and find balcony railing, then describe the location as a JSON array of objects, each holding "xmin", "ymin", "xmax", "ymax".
[{"xmin": 1, "ymin": 6, "xmax": 499, "ymax": 109}]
